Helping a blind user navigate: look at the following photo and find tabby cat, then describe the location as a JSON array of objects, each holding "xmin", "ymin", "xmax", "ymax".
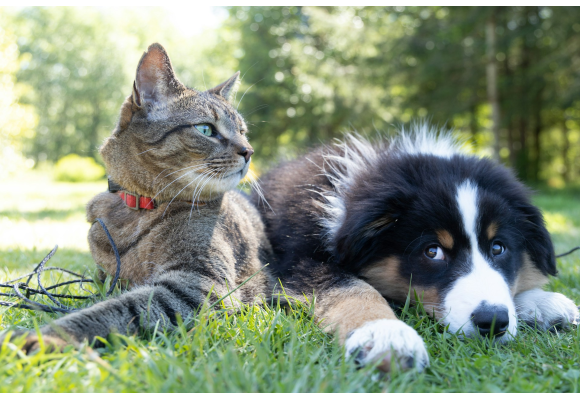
[{"xmin": 5, "ymin": 43, "xmax": 273, "ymax": 352}]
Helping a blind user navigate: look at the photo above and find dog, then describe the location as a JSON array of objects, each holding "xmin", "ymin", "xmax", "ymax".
[{"xmin": 253, "ymin": 124, "xmax": 579, "ymax": 372}]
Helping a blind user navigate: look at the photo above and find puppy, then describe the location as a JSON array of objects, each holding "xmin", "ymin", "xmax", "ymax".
[{"xmin": 253, "ymin": 125, "xmax": 579, "ymax": 372}]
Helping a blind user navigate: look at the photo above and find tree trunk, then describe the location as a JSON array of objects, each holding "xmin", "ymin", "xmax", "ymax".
[
  {"xmin": 531, "ymin": 90, "xmax": 542, "ymax": 183},
  {"xmin": 469, "ymin": 104, "xmax": 478, "ymax": 137},
  {"xmin": 518, "ymin": 118, "xmax": 528, "ymax": 181},
  {"xmin": 88, "ymin": 103, "xmax": 101, "ymax": 159},
  {"xmin": 561, "ymin": 118, "xmax": 570, "ymax": 183},
  {"xmin": 507, "ymin": 119, "xmax": 516, "ymax": 167},
  {"xmin": 486, "ymin": 12, "xmax": 501, "ymax": 162},
  {"xmin": 503, "ymin": 55, "xmax": 517, "ymax": 168},
  {"xmin": 516, "ymin": 9, "xmax": 532, "ymax": 181}
]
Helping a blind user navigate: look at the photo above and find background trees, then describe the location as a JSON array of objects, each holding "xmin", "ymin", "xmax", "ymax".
[
  {"xmin": 1, "ymin": 6, "xmax": 579, "ymax": 185},
  {"xmin": 0, "ymin": 10, "xmax": 36, "ymax": 179}
]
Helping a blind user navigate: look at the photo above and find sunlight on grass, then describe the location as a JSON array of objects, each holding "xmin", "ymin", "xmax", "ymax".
[
  {"xmin": 0, "ymin": 172, "xmax": 104, "ymax": 253},
  {"xmin": 544, "ymin": 211, "xmax": 578, "ymax": 235},
  {"xmin": 0, "ymin": 218, "xmax": 93, "ymax": 251},
  {"xmin": 1, "ymin": 171, "xmax": 580, "ymax": 392}
]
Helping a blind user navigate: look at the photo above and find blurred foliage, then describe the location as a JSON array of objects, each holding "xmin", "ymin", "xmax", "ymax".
[
  {"xmin": 228, "ymin": 6, "xmax": 580, "ymax": 183},
  {"xmin": 53, "ymin": 154, "xmax": 105, "ymax": 182},
  {"xmin": 393, "ymin": 6, "xmax": 580, "ymax": 182},
  {"xmin": 0, "ymin": 11, "xmax": 36, "ymax": 180},
  {"xmin": 13, "ymin": 8, "xmax": 126, "ymax": 163},
  {"xmin": 2, "ymin": 6, "xmax": 580, "ymax": 184}
]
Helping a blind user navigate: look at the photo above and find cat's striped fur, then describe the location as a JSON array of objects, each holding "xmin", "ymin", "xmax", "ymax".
[{"xmin": 6, "ymin": 43, "xmax": 273, "ymax": 352}]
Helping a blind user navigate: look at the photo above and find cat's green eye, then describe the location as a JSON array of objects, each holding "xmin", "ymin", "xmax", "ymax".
[{"xmin": 194, "ymin": 124, "xmax": 213, "ymax": 137}]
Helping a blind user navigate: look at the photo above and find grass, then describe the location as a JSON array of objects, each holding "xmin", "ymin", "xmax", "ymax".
[{"xmin": 1, "ymin": 171, "xmax": 579, "ymax": 392}]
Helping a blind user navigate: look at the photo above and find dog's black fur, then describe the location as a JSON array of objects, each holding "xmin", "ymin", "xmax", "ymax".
[
  {"xmin": 251, "ymin": 129, "xmax": 578, "ymax": 372},
  {"xmin": 257, "ymin": 146, "xmax": 556, "ymax": 289}
]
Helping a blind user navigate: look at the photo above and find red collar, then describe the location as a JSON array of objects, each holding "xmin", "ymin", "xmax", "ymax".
[
  {"xmin": 108, "ymin": 179, "xmax": 204, "ymax": 211},
  {"xmin": 119, "ymin": 191, "xmax": 156, "ymax": 210}
]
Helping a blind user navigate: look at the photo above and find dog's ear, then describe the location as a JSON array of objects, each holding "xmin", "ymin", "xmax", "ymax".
[
  {"xmin": 519, "ymin": 203, "xmax": 556, "ymax": 276},
  {"xmin": 337, "ymin": 216, "xmax": 396, "ymax": 271},
  {"xmin": 484, "ymin": 163, "xmax": 556, "ymax": 277},
  {"xmin": 333, "ymin": 193, "xmax": 400, "ymax": 271}
]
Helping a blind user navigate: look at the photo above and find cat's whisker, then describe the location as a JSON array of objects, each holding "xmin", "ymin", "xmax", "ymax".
[
  {"xmin": 234, "ymin": 61, "xmax": 259, "ymax": 106},
  {"xmin": 189, "ymin": 169, "xmax": 223, "ymax": 220},
  {"xmin": 193, "ymin": 167, "xmax": 225, "ymax": 208},
  {"xmin": 246, "ymin": 169, "xmax": 273, "ymax": 211},
  {"xmin": 136, "ymin": 148, "xmax": 158, "ymax": 155},
  {"xmin": 236, "ymin": 78, "xmax": 264, "ymax": 110},
  {"xmin": 240, "ymin": 61, "xmax": 259, "ymax": 84},
  {"xmin": 215, "ymin": 171, "xmax": 227, "ymax": 198},
  {"xmin": 242, "ymin": 104, "xmax": 269, "ymax": 118},
  {"xmin": 208, "ymin": 167, "xmax": 224, "ymax": 202},
  {"xmin": 191, "ymin": 168, "xmax": 219, "ymax": 205},
  {"xmin": 202, "ymin": 166, "xmax": 227, "ymax": 198},
  {"xmin": 190, "ymin": 169, "xmax": 215, "ymax": 205},
  {"xmin": 196, "ymin": 173, "xmax": 219, "ymax": 209},
  {"xmin": 153, "ymin": 168, "xmax": 170, "ymax": 183},
  {"xmin": 161, "ymin": 162, "xmax": 210, "ymax": 180},
  {"xmin": 152, "ymin": 166, "xmax": 209, "ymax": 203},
  {"xmin": 201, "ymin": 170, "xmax": 224, "ymax": 207},
  {"xmin": 152, "ymin": 163, "xmax": 208, "ymax": 186},
  {"xmin": 163, "ymin": 171, "xmax": 211, "ymax": 219}
]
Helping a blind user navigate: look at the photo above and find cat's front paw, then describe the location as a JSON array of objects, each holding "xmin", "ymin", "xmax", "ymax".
[
  {"xmin": 345, "ymin": 319, "xmax": 429, "ymax": 373},
  {"xmin": 515, "ymin": 288, "xmax": 579, "ymax": 330},
  {"xmin": 1, "ymin": 330, "xmax": 71, "ymax": 354}
]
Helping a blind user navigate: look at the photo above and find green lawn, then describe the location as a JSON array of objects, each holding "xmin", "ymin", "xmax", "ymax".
[{"xmin": 1, "ymin": 172, "xmax": 579, "ymax": 392}]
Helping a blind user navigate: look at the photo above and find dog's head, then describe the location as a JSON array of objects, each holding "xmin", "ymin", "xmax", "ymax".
[{"xmin": 320, "ymin": 129, "xmax": 555, "ymax": 341}]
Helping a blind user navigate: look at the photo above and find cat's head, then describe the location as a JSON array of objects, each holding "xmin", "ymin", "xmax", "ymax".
[{"xmin": 101, "ymin": 43, "xmax": 252, "ymax": 203}]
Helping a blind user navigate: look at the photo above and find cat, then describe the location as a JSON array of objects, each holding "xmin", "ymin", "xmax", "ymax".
[{"xmin": 4, "ymin": 43, "xmax": 273, "ymax": 352}]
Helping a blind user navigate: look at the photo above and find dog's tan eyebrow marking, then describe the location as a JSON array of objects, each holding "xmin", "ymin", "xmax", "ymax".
[
  {"xmin": 436, "ymin": 229, "xmax": 454, "ymax": 249},
  {"xmin": 487, "ymin": 222, "xmax": 498, "ymax": 240}
]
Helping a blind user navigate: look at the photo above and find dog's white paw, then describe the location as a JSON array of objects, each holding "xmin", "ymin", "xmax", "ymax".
[
  {"xmin": 515, "ymin": 289, "xmax": 579, "ymax": 330},
  {"xmin": 344, "ymin": 319, "xmax": 429, "ymax": 372}
]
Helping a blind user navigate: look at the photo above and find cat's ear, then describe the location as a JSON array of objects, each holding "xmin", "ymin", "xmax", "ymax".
[
  {"xmin": 208, "ymin": 71, "xmax": 240, "ymax": 102},
  {"xmin": 133, "ymin": 43, "xmax": 185, "ymax": 107}
]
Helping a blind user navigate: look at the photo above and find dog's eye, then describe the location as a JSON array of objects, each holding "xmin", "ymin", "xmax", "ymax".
[
  {"xmin": 425, "ymin": 246, "xmax": 445, "ymax": 260},
  {"xmin": 491, "ymin": 241, "xmax": 505, "ymax": 256}
]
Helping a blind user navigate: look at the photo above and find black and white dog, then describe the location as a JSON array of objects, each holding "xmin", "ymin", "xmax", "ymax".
[{"xmin": 253, "ymin": 125, "xmax": 579, "ymax": 372}]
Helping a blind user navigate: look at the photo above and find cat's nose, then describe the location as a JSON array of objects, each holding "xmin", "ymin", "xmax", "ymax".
[{"xmin": 238, "ymin": 147, "xmax": 254, "ymax": 163}]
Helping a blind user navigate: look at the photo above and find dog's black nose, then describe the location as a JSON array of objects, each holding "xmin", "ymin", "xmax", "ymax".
[{"xmin": 471, "ymin": 303, "xmax": 510, "ymax": 337}]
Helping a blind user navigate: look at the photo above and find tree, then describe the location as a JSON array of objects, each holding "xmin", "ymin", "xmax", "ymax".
[
  {"xmin": 0, "ymin": 10, "xmax": 36, "ymax": 179},
  {"xmin": 225, "ymin": 6, "xmax": 408, "ymax": 161},
  {"xmin": 388, "ymin": 6, "xmax": 580, "ymax": 183},
  {"xmin": 14, "ymin": 7, "xmax": 127, "ymax": 162}
]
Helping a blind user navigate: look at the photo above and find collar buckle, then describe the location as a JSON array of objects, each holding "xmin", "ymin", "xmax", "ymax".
[{"xmin": 123, "ymin": 191, "xmax": 141, "ymax": 210}]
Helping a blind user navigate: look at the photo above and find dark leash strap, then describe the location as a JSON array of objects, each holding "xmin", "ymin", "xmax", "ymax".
[
  {"xmin": 1, "ymin": 227, "xmax": 579, "ymax": 313},
  {"xmin": 0, "ymin": 218, "xmax": 121, "ymax": 313},
  {"xmin": 556, "ymin": 247, "xmax": 580, "ymax": 258}
]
